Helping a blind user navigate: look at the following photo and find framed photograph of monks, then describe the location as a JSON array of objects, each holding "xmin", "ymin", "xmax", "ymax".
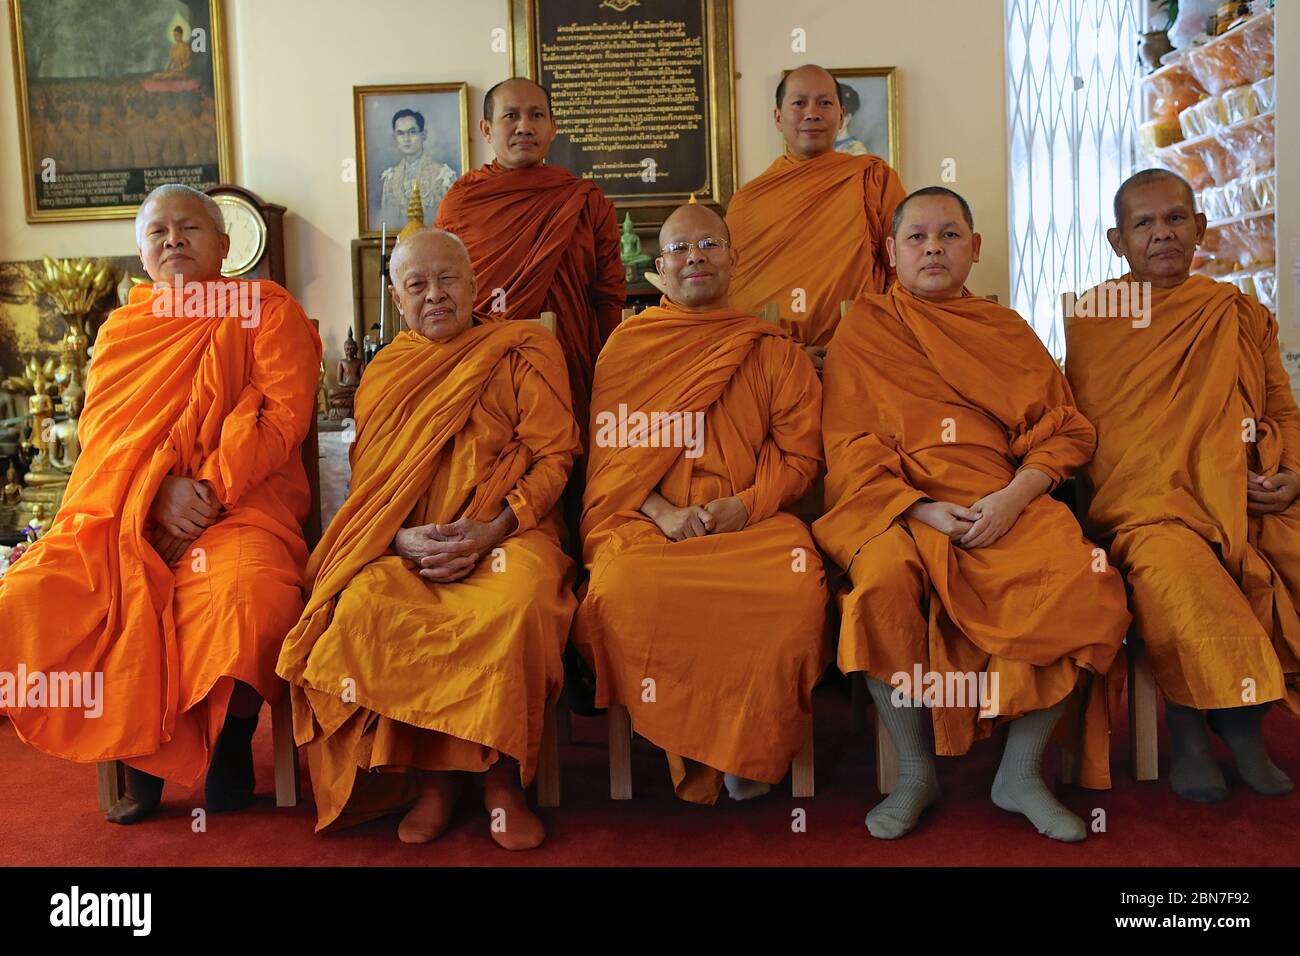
[
  {"xmin": 353, "ymin": 82, "xmax": 470, "ymax": 237},
  {"xmin": 824, "ymin": 67, "xmax": 900, "ymax": 169},
  {"xmin": 509, "ymin": 0, "xmax": 738, "ymax": 226},
  {"xmin": 8, "ymin": 0, "xmax": 233, "ymax": 223}
]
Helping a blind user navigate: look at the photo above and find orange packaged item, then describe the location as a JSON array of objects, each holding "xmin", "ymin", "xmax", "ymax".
[
  {"xmin": 1140, "ymin": 118, "xmax": 1184, "ymax": 151},
  {"xmin": 1149, "ymin": 64, "xmax": 1209, "ymax": 122},
  {"xmin": 1251, "ymin": 75, "xmax": 1276, "ymax": 113},
  {"xmin": 1216, "ymin": 112, "xmax": 1275, "ymax": 177},
  {"xmin": 1239, "ymin": 12, "xmax": 1275, "ymax": 81},
  {"xmin": 1250, "ymin": 170, "xmax": 1276, "ymax": 211},
  {"xmin": 1186, "ymin": 34, "xmax": 1253, "ymax": 94},
  {"xmin": 1154, "ymin": 147, "xmax": 1214, "ymax": 192},
  {"xmin": 1222, "ymin": 84, "xmax": 1257, "ymax": 124}
]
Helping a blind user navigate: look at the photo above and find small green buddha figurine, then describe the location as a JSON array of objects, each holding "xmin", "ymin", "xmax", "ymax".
[{"xmin": 619, "ymin": 212, "xmax": 652, "ymax": 283}]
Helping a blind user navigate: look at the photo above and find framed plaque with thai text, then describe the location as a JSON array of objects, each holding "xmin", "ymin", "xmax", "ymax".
[{"xmin": 509, "ymin": 0, "xmax": 737, "ymax": 226}]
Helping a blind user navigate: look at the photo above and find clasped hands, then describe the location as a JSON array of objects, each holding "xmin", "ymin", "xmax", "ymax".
[
  {"xmin": 641, "ymin": 490, "xmax": 747, "ymax": 542},
  {"xmin": 393, "ymin": 509, "xmax": 517, "ymax": 583},
  {"xmin": 1247, "ymin": 469, "xmax": 1300, "ymax": 515},
  {"xmin": 148, "ymin": 475, "xmax": 222, "ymax": 566},
  {"xmin": 906, "ymin": 469, "xmax": 1052, "ymax": 549}
]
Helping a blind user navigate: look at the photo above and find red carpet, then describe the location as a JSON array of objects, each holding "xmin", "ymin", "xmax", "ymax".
[{"xmin": 2, "ymin": 685, "xmax": 1297, "ymax": 867}]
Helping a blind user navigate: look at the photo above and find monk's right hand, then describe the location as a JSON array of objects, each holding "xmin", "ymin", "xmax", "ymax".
[
  {"xmin": 650, "ymin": 504, "xmax": 714, "ymax": 542},
  {"xmin": 150, "ymin": 475, "xmax": 221, "ymax": 539},
  {"xmin": 905, "ymin": 500, "xmax": 980, "ymax": 541},
  {"xmin": 393, "ymin": 525, "xmax": 479, "ymax": 582}
]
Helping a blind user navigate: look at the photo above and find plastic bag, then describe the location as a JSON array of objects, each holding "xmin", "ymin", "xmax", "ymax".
[
  {"xmin": 1238, "ymin": 12, "xmax": 1275, "ymax": 81},
  {"xmin": 1222, "ymin": 84, "xmax": 1256, "ymax": 124},
  {"xmin": 1199, "ymin": 185, "xmax": 1230, "ymax": 221},
  {"xmin": 1186, "ymin": 32, "xmax": 1253, "ymax": 93},
  {"xmin": 1141, "ymin": 118, "xmax": 1184, "ymax": 151},
  {"xmin": 1151, "ymin": 66, "xmax": 1209, "ymax": 122},
  {"xmin": 1215, "ymin": 111, "xmax": 1274, "ymax": 177},
  {"xmin": 1250, "ymin": 75, "xmax": 1275, "ymax": 113},
  {"xmin": 1250, "ymin": 169, "xmax": 1276, "ymax": 210},
  {"xmin": 1253, "ymin": 270, "xmax": 1277, "ymax": 311}
]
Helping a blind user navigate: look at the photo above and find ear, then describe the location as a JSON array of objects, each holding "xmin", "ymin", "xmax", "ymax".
[
  {"xmin": 654, "ymin": 255, "xmax": 665, "ymax": 276},
  {"xmin": 970, "ymin": 232, "xmax": 982, "ymax": 263},
  {"xmin": 1105, "ymin": 226, "xmax": 1125, "ymax": 259},
  {"xmin": 478, "ymin": 118, "xmax": 492, "ymax": 141},
  {"xmin": 772, "ymin": 105, "xmax": 782, "ymax": 130},
  {"xmin": 1193, "ymin": 211, "xmax": 1207, "ymax": 244},
  {"xmin": 885, "ymin": 235, "xmax": 897, "ymax": 268},
  {"xmin": 218, "ymin": 232, "xmax": 231, "ymax": 258}
]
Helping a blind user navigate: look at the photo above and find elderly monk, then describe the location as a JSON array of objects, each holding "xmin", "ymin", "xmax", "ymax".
[
  {"xmin": 1067, "ymin": 169, "xmax": 1300, "ymax": 803},
  {"xmin": 725, "ymin": 64, "xmax": 906, "ymax": 369},
  {"xmin": 276, "ymin": 229, "xmax": 580, "ymax": 850},
  {"xmin": 435, "ymin": 77, "xmax": 625, "ymax": 433},
  {"xmin": 815, "ymin": 187, "xmax": 1131, "ymax": 841},
  {"xmin": 0, "ymin": 183, "xmax": 321, "ymax": 824},
  {"xmin": 573, "ymin": 203, "xmax": 828, "ymax": 804}
]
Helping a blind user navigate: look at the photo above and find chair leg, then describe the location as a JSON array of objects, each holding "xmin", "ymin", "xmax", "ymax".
[
  {"xmin": 556, "ymin": 699, "xmax": 573, "ymax": 746},
  {"xmin": 537, "ymin": 699, "xmax": 561, "ymax": 808},
  {"xmin": 791, "ymin": 721, "xmax": 815, "ymax": 798},
  {"xmin": 272, "ymin": 691, "xmax": 300, "ymax": 808},
  {"xmin": 850, "ymin": 672, "xmax": 869, "ymax": 734},
  {"xmin": 608, "ymin": 703, "xmax": 633, "ymax": 800},
  {"xmin": 1128, "ymin": 636, "xmax": 1159, "ymax": 781},
  {"xmin": 874, "ymin": 708, "xmax": 899, "ymax": 795},
  {"xmin": 96, "ymin": 761, "xmax": 124, "ymax": 812}
]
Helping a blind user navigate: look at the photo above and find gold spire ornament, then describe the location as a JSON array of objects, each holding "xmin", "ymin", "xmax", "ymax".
[{"xmin": 397, "ymin": 182, "xmax": 427, "ymax": 244}]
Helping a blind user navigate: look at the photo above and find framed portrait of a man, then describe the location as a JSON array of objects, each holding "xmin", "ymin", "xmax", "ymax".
[
  {"xmin": 827, "ymin": 67, "xmax": 900, "ymax": 169},
  {"xmin": 354, "ymin": 82, "xmax": 470, "ymax": 237},
  {"xmin": 8, "ymin": 0, "xmax": 233, "ymax": 223}
]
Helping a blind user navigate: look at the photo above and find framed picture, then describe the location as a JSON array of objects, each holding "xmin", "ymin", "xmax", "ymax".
[
  {"xmin": 8, "ymin": 0, "xmax": 233, "ymax": 223},
  {"xmin": 826, "ymin": 67, "xmax": 900, "ymax": 170},
  {"xmin": 354, "ymin": 82, "xmax": 470, "ymax": 237},
  {"xmin": 509, "ymin": 0, "xmax": 738, "ymax": 227}
]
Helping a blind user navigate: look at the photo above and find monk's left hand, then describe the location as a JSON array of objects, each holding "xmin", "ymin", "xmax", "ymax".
[
  {"xmin": 804, "ymin": 345, "xmax": 826, "ymax": 374},
  {"xmin": 702, "ymin": 496, "xmax": 748, "ymax": 534},
  {"xmin": 148, "ymin": 528, "xmax": 194, "ymax": 567},
  {"xmin": 1247, "ymin": 469, "xmax": 1300, "ymax": 515},
  {"xmin": 958, "ymin": 487, "xmax": 1029, "ymax": 549}
]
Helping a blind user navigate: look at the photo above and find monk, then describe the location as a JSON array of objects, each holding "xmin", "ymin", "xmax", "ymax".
[
  {"xmin": 1067, "ymin": 168, "xmax": 1300, "ymax": 802},
  {"xmin": 815, "ymin": 187, "xmax": 1131, "ymax": 841},
  {"xmin": 435, "ymin": 77, "xmax": 625, "ymax": 433},
  {"xmin": 725, "ymin": 64, "xmax": 906, "ymax": 369},
  {"xmin": 276, "ymin": 229, "xmax": 580, "ymax": 850},
  {"xmin": 573, "ymin": 203, "xmax": 828, "ymax": 804},
  {"xmin": 0, "ymin": 183, "xmax": 321, "ymax": 824}
]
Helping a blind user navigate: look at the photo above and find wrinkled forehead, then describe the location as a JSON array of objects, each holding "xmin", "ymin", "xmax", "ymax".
[
  {"xmin": 392, "ymin": 237, "xmax": 471, "ymax": 282},
  {"xmin": 1119, "ymin": 178, "xmax": 1195, "ymax": 221},
  {"xmin": 138, "ymin": 194, "xmax": 213, "ymax": 230}
]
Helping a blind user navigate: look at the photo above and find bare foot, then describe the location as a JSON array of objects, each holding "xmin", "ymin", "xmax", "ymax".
[
  {"xmin": 484, "ymin": 759, "xmax": 545, "ymax": 851},
  {"xmin": 397, "ymin": 772, "xmax": 460, "ymax": 844}
]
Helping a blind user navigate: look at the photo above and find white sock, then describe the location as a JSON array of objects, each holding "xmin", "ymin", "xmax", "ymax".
[{"xmin": 724, "ymin": 773, "xmax": 772, "ymax": 801}]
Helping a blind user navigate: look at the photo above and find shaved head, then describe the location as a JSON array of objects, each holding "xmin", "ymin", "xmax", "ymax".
[
  {"xmin": 483, "ymin": 77, "xmax": 552, "ymax": 121},
  {"xmin": 892, "ymin": 186, "xmax": 974, "ymax": 238},
  {"xmin": 656, "ymin": 203, "xmax": 736, "ymax": 310},
  {"xmin": 775, "ymin": 65, "xmax": 841, "ymax": 108},
  {"xmin": 1113, "ymin": 168, "xmax": 1196, "ymax": 226},
  {"xmin": 388, "ymin": 229, "xmax": 477, "ymax": 341},
  {"xmin": 658, "ymin": 203, "xmax": 729, "ymax": 248}
]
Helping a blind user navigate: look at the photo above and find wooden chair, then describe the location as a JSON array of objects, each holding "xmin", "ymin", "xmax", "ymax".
[
  {"xmin": 1061, "ymin": 292, "xmax": 1158, "ymax": 781},
  {"xmin": 605, "ymin": 299, "xmax": 817, "ymax": 800}
]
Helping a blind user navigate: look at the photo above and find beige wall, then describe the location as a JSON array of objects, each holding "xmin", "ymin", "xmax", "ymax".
[
  {"xmin": 0, "ymin": 0, "xmax": 1008, "ymax": 367},
  {"xmin": 1275, "ymin": 2, "xmax": 1298, "ymax": 347}
]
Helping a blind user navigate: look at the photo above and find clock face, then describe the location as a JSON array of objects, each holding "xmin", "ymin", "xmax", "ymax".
[{"xmin": 213, "ymin": 193, "xmax": 267, "ymax": 276}]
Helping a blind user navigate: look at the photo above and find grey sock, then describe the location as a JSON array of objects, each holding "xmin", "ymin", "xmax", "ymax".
[
  {"xmin": 864, "ymin": 675, "xmax": 939, "ymax": 839},
  {"xmin": 991, "ymin": 699, "xmax": 1086, "ymax": 842},
  {"xmin": 1165, "ymin": 702, "xmax": 1228, "ymax": 803},
  {"xmin": 1208, "ymin": 703, "xmax": 1293, "ymax": 795}
]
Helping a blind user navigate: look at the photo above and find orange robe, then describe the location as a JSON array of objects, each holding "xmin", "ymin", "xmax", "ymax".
[
  {"xmin": 815, "ymin": 285, "xmax": 1130, "ymax": 788},
  {"xmin": 1066, "ymin": 274, "xmax": 1300, "ymax": 713},
  {"xmin": 573, "ymin": 299, "xmax": 829, "ymax": 804},
  {"xmin": 0, "ymin": 280, "xmax": 321, "ymax": 785},
  {"xmin": 276, "ymin": 321, "xmax": 580, "ymax": 832},
  {"xmin": 725, "ymin": 149, "xmax": 905, "ymax": 348},
  {"xmin": 435, "ymin": 161, "xmax": 626, "ymax": 432}
]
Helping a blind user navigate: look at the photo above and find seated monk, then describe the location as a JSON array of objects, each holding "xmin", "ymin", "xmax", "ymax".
[
  {"xmin": 276, "ymin": 229, "xmax": 581, "ymax": 849},
  {"xmin": 573, "ymin": 203, "xmax": 828, "ymax": 804},
  {"xmin": 1066, "ymin": 169, "xmax": 1300, "ymax": 802},
  {"xmin": 0, "ymin": 183, "xmax": 322, "ymax": 824},
  {"xmin": 725, "ymin": 64, "xmax": 906, "ymax": 371},
  {"xmin": 814, "ymin": 186, "xmax": 1131, "ymax": 841}
]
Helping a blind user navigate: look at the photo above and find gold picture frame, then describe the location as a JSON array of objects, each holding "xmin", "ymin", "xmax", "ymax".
[
  {"xmin": 8, "ymin": 0, "xmax": 234, "ymax": 223},
  {"xmin": 353, "ymin": 81, "xmax": 471, "ymax": 237},
  {"xmin": 820, "ymin": 66, "xmax": 901, "ymax": 170},
  {"xmin": 509, "ymin": 0, "xmax": 738, "ymax": 226}
]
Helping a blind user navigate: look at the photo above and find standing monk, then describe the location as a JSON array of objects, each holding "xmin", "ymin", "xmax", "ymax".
[
  {"xmin": 574, "ymin": 204, "xmax": 828, "ymax": 804},
  {"xmin": 0, "ymin": 183, "xmax": 321, "ymax": 824},
  {"xmin": 725, "ymin": 64, "xmax": 905, "ymax": 370},
  {"xmin": 435, "ymin": 77, "xmax": 625, "ymax": 433},
  {"xmin": 277, "ymin": 230, "xmax": 580, "ymax": 849},
  {"xmin": 1067, "ymin": 169, "xmax": 1300, "ymax": 802},
  {"xmin": 815, "ymin": 187, "xmax": 1131, "ymax": 841}
]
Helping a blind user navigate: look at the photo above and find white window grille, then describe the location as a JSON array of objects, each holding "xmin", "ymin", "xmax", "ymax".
[{"xmin": 1006, "ymin": 0, "xmax": 1144, "ymax": 357}]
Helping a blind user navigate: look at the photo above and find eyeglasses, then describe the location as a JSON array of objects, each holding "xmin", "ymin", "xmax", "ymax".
[{"xmin": 660, "ymin": 237, "xmax": 731, "ymax": 257}]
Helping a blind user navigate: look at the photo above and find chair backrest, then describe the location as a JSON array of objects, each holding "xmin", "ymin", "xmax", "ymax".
[
  {"xmin": 758, "ymin": 302, "xmax": 779, "ymax": 325},
  {"xmin": 620, "ymin": 306, "xmax": 636, "ymax": 324},
  {"xmin": 301, "ymin": 319, "xmax": 323, "ymax": 549},
  {"xmin": 840, "ymin": 299, "xmax": 854, "ymax": 320},
  {"xmin": 536, "ymin": 311, "xmax": 557, "ymax": 335}
]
